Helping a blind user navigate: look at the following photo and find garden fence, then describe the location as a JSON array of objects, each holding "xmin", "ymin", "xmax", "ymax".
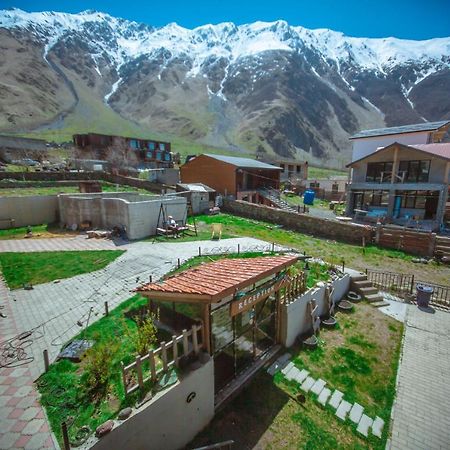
[
  {"xmin": 365, "ymin": 268, "xmax": 450, "ymax": 309},
  {"xmin": 121, "ymin": 323, "xmax": 203, "ymax": 396}
]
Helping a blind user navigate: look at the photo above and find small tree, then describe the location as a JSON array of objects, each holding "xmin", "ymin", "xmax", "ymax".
[
  {"xmin": 134, "ymin": 315, "xmax": 158, "ymax": 356},
  {"xmin": 83, "ymin": 341, "xmax": 116, "ymax": 397}
]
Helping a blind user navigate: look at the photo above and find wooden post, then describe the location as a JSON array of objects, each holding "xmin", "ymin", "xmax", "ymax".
[
  {"xmin": 149, "ymin": 275, "xmax": 153, "ymax": 283},
  {"xmin": 135, "ymin": 356, "xmax": 144, "ymax": 391},
  {"xmin": 198, "ymin": 246, "xmax": 202, "ymax": 257},
  {"xmin": 272, "ymin": 242, "xmax": 275, "ymax": 252},
  {"xmin": 43, "ymin": 349, "xmax": 49, "ymax": 372},
  {"xmin": 429, "ymin": 233, "xmax": 436, "ymax": 258},
  {"xmin": 61, "ymin": 421, "xmax": 70, "ymax": 450},
  {"xmin": 121, "ymin": 362, "xmax": 128, "ymax": 396},
  {"xmin": 202, "ymin": 304, "xmax": 211, "ymax": 354},
  {"xmin": 104, "ymin": 301, "xmax": 109, "ymax": 316},
  {"xmin": 182, "ymin": 329, "xmax": 189, "ymax": 356},
  {"xmin": 161, "ymin": 342, "xmax": 168, "ymax": 372},
  {"xmin": 172, "ymin": 335, "xmax": 178, "ymax": 367},
  {"xmin": 192, "ymin": 325, "xmax": 199, "ymax": 355},
  {"xmin": 177, "ymin": 258, "xmax": 181, "ymax": 269},
  {"xmin": 410, "ymin": 274, "xmax": 415, "ymax": 294},
  {"xmin": 237, "ymin": 244, "xmax": 240, "ymax": 255},
  {"xmin": 148, "ymin": 349, "xmax": 157, "ymax": 382}
]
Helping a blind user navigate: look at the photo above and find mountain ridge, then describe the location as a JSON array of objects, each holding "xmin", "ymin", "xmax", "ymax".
[{"xmin": 1, "ymin": 8, "xmax": 449, "ymax": 167}]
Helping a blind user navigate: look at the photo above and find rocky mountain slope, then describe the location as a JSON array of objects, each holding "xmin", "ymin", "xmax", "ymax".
[{"xmin": 1, "ymin": 9, "xmax": 449, "ymax": 166}]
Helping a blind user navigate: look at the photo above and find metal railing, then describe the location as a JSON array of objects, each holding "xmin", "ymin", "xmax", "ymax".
[{"xmin": 365, "ymin": 268, "xmax": 450, "ymax": 309}]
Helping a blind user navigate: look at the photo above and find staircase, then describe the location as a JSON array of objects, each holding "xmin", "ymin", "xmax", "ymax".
[
  {"xmin": 349, "ymin": 271, "xmax": 388, "ymax": 307},
  {"xmin": 258, "ymin": 188, "xmax": 298, "ymax": 213}
]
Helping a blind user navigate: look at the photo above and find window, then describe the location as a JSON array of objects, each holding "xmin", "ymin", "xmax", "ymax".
[
  {"xmin": 397, "ymin": 190, "xmax": 439, "ymax": 209},
  {"xmin": 398, "ymin": 160, "xmax": 430, "ymax": 183},
  {"xmin": 366, "ymin": 162, "xmax": 393, "ymax": 183},
  {"xmin": 164, "ymin": 153, "xmax": 171, "ymax": 161},
  {"xmin": 146, "ymin": 151, "xmax": 153, "ymax": 159},
  {"xmin": 159, "ymin": 143, "xmax": 165, "ymax": 151},
  {"xmin": 148, "ymin": 142, "xmax": 155, "ymax": 151},
  {"xmin": 129, "ymin": 139, "xmax": 139, "ymax": 150},
  {"xmin": 296, "ymin": 165, "xmax": 301, "ymax": 173},
  {"xmin": 156, "ymin": 152, "xmax": 162, "ymax": 161},
  {"xmin": 280, "ymin": 164, "xmax": 285, "ymax": 172}
]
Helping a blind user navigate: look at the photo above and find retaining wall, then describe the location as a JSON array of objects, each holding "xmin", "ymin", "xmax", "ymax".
[
  {"xmin": 223, "ymin": 199, "xmax": 372, "ymax": 245},
  {"xmin": 0, "ymin": 195, "xmax": 58, "ymax": 229},
  {"xmin": 84, "ymin": 358, "xmax": 215, "ymax": 450},
  {"xmin": 281, "ymin": 274, "xmax": 350, "ymax": 347}
]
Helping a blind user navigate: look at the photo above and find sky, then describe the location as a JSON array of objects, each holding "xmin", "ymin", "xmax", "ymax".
[{"xmin": 2, "ymin": 0, "xmax": 450, "ymax": 40}]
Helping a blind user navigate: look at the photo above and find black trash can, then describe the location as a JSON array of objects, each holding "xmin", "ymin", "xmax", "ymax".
[{"xmin": 416, "ymin": 284, "xmax": 433, "ymax": 307}]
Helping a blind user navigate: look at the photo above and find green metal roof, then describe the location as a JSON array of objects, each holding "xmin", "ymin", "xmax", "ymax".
[
  {"xmin": 350, "ymin": 120, "xmax": 450, "ymax": 140},
  {"xmin": 204, "ymin": 154, "xmax": 282, "ymax": 170}
]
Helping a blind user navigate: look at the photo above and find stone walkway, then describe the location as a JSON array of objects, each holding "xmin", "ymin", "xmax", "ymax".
[
  {"xmin": 0, "ymin": 237, "xmax": 276, "ymax": 449},
  {"xmin": 0, "ymin": 236, "xmax": 118, "ymax": 253},
  {"xmin": 389, "ymin": 305, "xmax": 450, "ymax": 450},
  {"xmin": 268, "ymin": 355, "xmax": 385, "ymax": 439}
]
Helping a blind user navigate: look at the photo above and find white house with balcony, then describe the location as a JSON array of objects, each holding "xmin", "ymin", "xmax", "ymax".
[{"xmin": 345, "ymin": 121, "xmax": 450, "ymax": 231}]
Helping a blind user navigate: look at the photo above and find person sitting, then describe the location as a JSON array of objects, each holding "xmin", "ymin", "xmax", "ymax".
[{"xmin": 166, "ymin": 215, "xmax": 180, "ymax": 238}]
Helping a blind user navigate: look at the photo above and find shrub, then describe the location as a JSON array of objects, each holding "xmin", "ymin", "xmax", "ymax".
[
  {"xmin": 83, "ymin": 341, "xmax": 116, "ymax": 397},
  {"xmin": 133, "ymin": 315, "xmax": 157, "ymax": 356}
]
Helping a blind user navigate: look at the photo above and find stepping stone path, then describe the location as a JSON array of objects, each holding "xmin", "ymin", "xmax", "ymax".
[{"xmin": 268, "ymin": 354, "xmax": 385, "ymax": 439}]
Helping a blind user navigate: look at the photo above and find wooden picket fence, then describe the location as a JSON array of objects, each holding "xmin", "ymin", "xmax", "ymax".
[
  {"xmin": 280, "ymin": 273, "xmax": 307, "ymax": 304},
  {"xmin": 121, "ymin": 323, "xmax": 203, "ymax": 396}
]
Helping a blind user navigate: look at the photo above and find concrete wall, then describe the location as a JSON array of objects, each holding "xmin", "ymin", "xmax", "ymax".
[
  {"xmin": 281, "ymin": 274, "xmax": 350, "ymax": 347},
  {"xmin": 58, "ymin": 192, "xmax": 187, "ymax": 240},
  {"xmin": 0, "ymin": 195, "xmax": 58, "ymax": 229},
  {"xmin": 223, "ymin": 199, "xmax": 373, "ymax": 245},
  {"xmin": 351, "ymin": 132, "xmax": 429, "ymax": 161},
  {"xmin": 85, "ymin": 358, "xmax": 215, "ymax": 450}
]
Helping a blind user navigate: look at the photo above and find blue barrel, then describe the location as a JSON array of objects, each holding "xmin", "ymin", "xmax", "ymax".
[{"xmin": 303, "ymin": 190, "xmax": 315, "ymax": 205}]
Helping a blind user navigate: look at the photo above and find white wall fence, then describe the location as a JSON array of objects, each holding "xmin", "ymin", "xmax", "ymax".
[{"xmin": 281, "ymin": 274, "xmax": 350, "ymax": 347}]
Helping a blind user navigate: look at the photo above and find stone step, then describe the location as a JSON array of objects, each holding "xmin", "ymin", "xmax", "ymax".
[
  {"xmin": 310, "ymin": 378, "xmax": 326, "ymax": 395},
  {"xmin": 293, "ymin": 369, "xmax": 309, "ymax": 384},
  {"xmin": 372, "ymin": 416, "xmax": 384, "ymax": 438},
  {"xmin": 350, "ymin": 273, "xmax": 368, "ymax": 282},
  {"xmin": 360, "ymin": 286, "xmax": 379, "ymax": 295},
  {"xmin": 336, "ymin": 400, "xmax": 352, "ymax": 421},
  {"xmin": 300, "ymin": 376, "xmax": 315, "ymax": 393},
  {"xmin": 328, "ymin": 390, "xmax": 344, "ymax": 409},
  {"xmin": 285, "ymin": 367, "xmax": 301, "ymax": 382},
  {"xmin": 365, "ymin": 293, "xmax": 384, "ymax": 303},
  {"xmin": 349, "ymin": 403, "xmax": 364, "ymax": 424},
  {"xmin": 267, "ymin": 353, "xmax": 291, "ymax": 376},
  {"xmin": 281, "ymin": 362, "xmax": 295, "ymax": 376},
  {"xmin": 357, "ymin": 414, "xmax": 373, "ymax": 437},
  {"xmin": 371, "ymin": 301, "xmax": 390, "ymax": 308},
  {"xmin": 317, "ymin": 387, "xmax": 331, "ymax": 406}
]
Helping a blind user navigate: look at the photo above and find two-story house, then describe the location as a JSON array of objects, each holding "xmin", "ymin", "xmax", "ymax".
[{"xmin": 345, "ymin": 121, "xmax": 450, "ymax": 231}]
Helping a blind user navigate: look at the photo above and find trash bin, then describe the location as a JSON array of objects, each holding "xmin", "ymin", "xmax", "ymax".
[
  {"xmin": 416, "ymin": 284, "xmax": 433, "ymax": 307},
  {"xmin": 303, "ymin": 190, "xmax": 315, "ymax": 205}
]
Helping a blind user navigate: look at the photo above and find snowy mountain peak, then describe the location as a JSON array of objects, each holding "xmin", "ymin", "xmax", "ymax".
[{"xmin": 1, "ymin": 8, "xmax": 449, "ymax": 74}]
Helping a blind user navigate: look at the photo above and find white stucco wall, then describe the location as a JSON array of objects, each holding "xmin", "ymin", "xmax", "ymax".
[
  {"xmin": 84, "ymin": 358, "xmax": 215, "ymax": 450},
  {"xmin": 352, "ymin": 132, "xmax": 430, "ymax": 162},
  {"xmin": 0, "ymin": 195, "xmax": 58, "ymax": 229},
  {"xmin": 281, "ymin": 274, "xmax": 350, "ymax": 347}
]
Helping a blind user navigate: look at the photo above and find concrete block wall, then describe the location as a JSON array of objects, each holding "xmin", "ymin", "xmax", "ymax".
[
  {"xmin": 0, "ymin": 195, "xmax": 58, "ymax": 229},
  {"xmin": 281, "ymin": 274, "xmax": 350, "ymax": 347},
  {"xmin": 84, "ymin": 358, "xmax": 215, "ymax": 450},
  {"xmin": 223, "ymin": 200, "xmax": 373, "ymax": 245}
]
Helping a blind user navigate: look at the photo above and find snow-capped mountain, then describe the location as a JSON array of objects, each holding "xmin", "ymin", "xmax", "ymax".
[{"xmin": 1, "ymin": 8, "xmax": 449, "ymax": 165}]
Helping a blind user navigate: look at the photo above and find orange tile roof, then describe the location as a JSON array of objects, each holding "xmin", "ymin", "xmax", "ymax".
[{"xmin": 136, "ymin": 255, "xmax": 298, "ymax": 302}]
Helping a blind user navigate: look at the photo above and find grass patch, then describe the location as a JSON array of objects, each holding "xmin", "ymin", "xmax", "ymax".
[
  {"xmin": 308, "ymin": 166, "xmax": 348, "ymax": 179},
  {"xmin": 0, "ymin": 250, "xmax": 124, "ymax": 289},
  {"xmin": 37, "ymin": 294, "xmax": 167, "ymax": 446},
  {"xmin": 191, "ymin": 304, "xmax": 402, "ymax": 449},
  {"xmin": 189, "ymin": 213, "xmax": 449, "ymax": 285}
]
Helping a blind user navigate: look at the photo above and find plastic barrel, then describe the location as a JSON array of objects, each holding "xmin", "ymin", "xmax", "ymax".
[
  {"xmin": 416, "ymin": 284, "xmax": 433, "ymax": 307},
  {"xmin": 303, "ymin": 189, "xmax": 315, "ymax": 205}
]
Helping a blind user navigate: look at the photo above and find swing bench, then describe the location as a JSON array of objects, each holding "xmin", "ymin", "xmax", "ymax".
[{"xmin": 155, "ymin": 203, "xmax": 196, "ymax": 238}]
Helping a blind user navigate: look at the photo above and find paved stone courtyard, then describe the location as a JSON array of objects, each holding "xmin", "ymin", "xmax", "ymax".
[
  {"xmin": 389, "ymin": 305, "xmax": 450, "ymax": 450},
  {"xmin": 1, "ymin": 235, "xmax": 449, "ymax": 449}
]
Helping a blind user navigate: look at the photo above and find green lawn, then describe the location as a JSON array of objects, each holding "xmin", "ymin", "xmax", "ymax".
[
  {"xmin": 0, "ymin": 250, "xmax": 125, "ymax": 289},
  {"xmin": 190, "ymin": 214, "xmax": 450, "ymax": 285},
  {"xmin": 37, "ymin": 294, "xmax": 169, "ymax": 447},
  {"xmin": 190, "ymin": 303, "xmax": 403, "ymax": 449}
]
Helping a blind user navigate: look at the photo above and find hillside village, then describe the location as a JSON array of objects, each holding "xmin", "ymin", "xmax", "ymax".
[
  {"xmin": 1, "ymin": 7, "xmax": 450, "ymax": 450},
  {"xmin": 1, "ymin": 117, "xmax": 450, "ymax": 450}
]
